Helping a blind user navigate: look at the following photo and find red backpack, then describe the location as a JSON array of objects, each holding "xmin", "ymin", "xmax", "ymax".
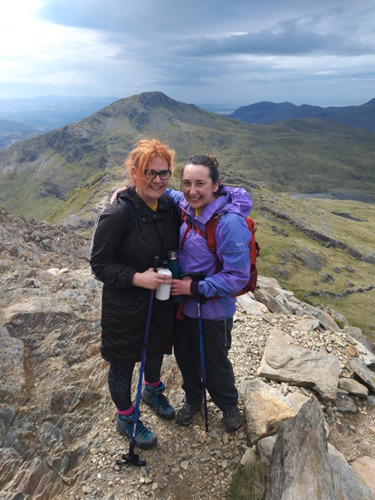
[{"xmin": 180, "ymin": 211, "xmax": 260, "ymax": 295}]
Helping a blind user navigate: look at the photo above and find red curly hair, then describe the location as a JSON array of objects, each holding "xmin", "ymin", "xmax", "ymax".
[{"xmin": 125, "ymin": 138, "xmax": 175, "ymax": 186}]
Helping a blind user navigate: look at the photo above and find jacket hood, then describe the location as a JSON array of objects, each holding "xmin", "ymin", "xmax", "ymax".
[{"xmin": 180, "ymin": 185, "xmax": 252, "ymax": 223}]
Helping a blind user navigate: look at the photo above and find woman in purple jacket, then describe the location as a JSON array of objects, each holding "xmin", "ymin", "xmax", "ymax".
[{"xmin": 169, "ymin": 155, "xmax": 252, "ymax": 432}]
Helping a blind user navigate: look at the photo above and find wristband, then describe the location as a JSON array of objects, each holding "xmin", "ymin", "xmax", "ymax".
[{"xmin": 190, "ymin": 280, "xmax": 200, "ymax": 296}]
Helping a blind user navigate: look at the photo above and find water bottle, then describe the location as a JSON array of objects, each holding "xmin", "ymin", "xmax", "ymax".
[
  {"xmin": 155, "ymin": 260, "xmax": 172, "ymax": 300},
  {"xmin": 168, "ymin": 251, "xmax": 183, "ymax": 303}
]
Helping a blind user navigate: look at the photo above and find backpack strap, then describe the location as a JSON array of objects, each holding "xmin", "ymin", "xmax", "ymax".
[
  {"xmin": 180, "ymin": 210, "xmax": 207, "ymax": 249},
  {"xmin": 90, "ymin": 199, "xmax": 134, "ymax": 258},
  {"xmin": 118, "ymin": 197, "xmax": 135, "ymax": 237},
  {"xmin": 205, "ymin": 215, "xmax": 221, "ymax": 254},
  {"xmin": 180, "ymin": 210, "xmax": 223, "ymax": 272},
  {"xmin": 205, "ymin": 215, "xmax": 222, "ymax": 272}
]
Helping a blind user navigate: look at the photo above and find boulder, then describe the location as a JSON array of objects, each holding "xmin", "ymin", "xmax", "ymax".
[{"xmin": 257, "ymin": 328, "xmax": 340, "ymax": 401}]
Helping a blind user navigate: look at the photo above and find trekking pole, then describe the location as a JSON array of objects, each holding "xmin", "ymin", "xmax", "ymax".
[
  {"xmin": 181, "ymin": 271, "xmax": 208, "ymax": 431},
  {"xmin": 117, "ymin": 256, "xmax": 160, "ymax": 467},
  {"xmin": 197, "ymin": 294, "xmax": 209, "ymax": 432}
]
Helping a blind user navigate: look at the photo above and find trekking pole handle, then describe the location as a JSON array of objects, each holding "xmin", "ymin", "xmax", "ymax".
[{"xmin": 153, "ymin": 256, "xmax": 160, "ymax": 272}]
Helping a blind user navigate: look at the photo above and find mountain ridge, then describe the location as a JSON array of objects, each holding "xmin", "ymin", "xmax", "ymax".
[
  {"xmin": 1, "ymin": 94, "xmax": 374, "ymax": 150},
  {"xmin": 1, "ymin": 91, "xmax": 374, "ymax": 221},
  {"xmin": 228, "ymin": 98, "xmax": 375, "ymax": 133}
]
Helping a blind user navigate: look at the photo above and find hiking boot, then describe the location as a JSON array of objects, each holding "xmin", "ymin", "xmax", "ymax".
[
  {"xmin": 223, "ymin": 406, "xmax": 242, "ymax": 432},
  {"xmin": 116, "ymin": 413, "xmax": 157, "ymax": 450},
  {"xmin": 141, "ymin": 382, "xmax": 175, "ymax": 420},
  {"xmin": 176, "ymin": 401, "xmax": 201, "ymax": 426}
]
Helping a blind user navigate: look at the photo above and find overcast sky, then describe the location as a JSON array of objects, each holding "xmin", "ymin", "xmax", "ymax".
[{"xmin": 1, "ymin": 0, "xmax": 374, "ymax": 110}]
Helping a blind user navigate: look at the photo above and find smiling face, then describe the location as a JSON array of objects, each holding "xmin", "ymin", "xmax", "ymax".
[
  {"xmin": 132, "ymin": 156, "xmax": 170, "ymax": 205},
  {"xmin": 182, "ymin": 163, "xmax": 219, "ymax": 210}
]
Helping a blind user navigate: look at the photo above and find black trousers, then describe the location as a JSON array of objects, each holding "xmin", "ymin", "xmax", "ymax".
[{"xmin": 174, "ymin": 316, "xmax": 238, "ymax": 411}]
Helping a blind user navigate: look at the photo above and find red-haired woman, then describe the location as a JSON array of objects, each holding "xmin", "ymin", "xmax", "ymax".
[{"xmin": 90, "ymin": 139, "xmax": 180, "ymax": 450}]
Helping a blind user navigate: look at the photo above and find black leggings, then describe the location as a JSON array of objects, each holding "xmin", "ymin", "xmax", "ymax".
[{"xmin": 108, "ymin": 355, "xmax": 163, "ymax": 411}]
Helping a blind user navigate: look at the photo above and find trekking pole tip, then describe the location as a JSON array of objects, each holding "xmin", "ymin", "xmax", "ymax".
[{"xmin": 116, "ymin": 452, "xmax": 147, "ymax": 467}]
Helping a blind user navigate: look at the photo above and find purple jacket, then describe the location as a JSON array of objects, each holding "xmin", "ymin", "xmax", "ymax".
[{"xmin": 167, "ymin": 186, "xmax": 252, "ymax": 320}]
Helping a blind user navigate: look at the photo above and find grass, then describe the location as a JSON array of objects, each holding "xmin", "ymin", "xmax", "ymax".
[
  {"xmin": 0, "ymin": 167, "xmax": 58, "ymax": 219},
  {"xmin": 308, "ymin": 199, "xmax": 375, "ymax": 256},
  {"xmin": 228, "ymin": 461, "xmax": 269, "ymax": 500},
  {"xmin": 250, "ymin": 197, "xmax": 375, "ymax": 344}
]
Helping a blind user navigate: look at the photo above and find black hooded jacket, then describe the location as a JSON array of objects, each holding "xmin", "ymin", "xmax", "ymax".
[{"xmin": 90, "ymin": 187, "xmax": 180, "ymax": 364}]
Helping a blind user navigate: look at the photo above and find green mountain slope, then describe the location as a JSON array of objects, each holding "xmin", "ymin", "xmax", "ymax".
[
  {"xmin": 0, "ymin": 91, "xmax": 374, "ymax": 340},
  {"xmin": 0, "ymin": 91, "xmax": 374, "ymax": 220}
]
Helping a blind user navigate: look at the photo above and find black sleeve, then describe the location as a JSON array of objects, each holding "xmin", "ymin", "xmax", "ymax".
[{"xmin": 90, "ymin": 203, "xmax": 137, "ymax": 288}]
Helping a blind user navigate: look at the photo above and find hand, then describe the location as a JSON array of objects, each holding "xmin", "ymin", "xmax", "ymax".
[
  {"xmin": 171, "ymin": 277, "xmax": 192, "ymax": 296},
  {"xmin": 133, "ymin": 267, "xmax": 172, "ymax": 290},
  {"xmin": 111, "ymin": 186, "xmax": 128, "ymax": 203}
]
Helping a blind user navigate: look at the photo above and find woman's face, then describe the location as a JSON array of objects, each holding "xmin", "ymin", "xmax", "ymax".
[
  {"xmin": 132, "ymin": 157, "xmax": 170, "ymax": 205},
  {"xmin": 182, "ymin": 164, "xmax": 219, "ymax": 211}
]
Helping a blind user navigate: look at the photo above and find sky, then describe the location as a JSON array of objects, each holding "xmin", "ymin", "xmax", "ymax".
[{"xmin": 0, "ymin": 0, "xmax": 374, "ymax": 111}]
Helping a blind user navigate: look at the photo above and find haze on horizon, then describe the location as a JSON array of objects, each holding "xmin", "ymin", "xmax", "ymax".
[{"xmin": 0, "ymin": 0, "xmax": 374, "ymax": 110}]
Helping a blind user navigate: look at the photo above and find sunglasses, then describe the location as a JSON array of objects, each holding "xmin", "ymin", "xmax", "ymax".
[{"xmin": 144, "ymin": 169, "xmax": 171, "ymax": 180}]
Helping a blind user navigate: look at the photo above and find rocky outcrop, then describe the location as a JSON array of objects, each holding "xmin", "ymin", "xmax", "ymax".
[
  {"xmin": 265, "ymin": 397, "xmax": 372, "ymax": 500},
  {"xmin": 0, "ymin": 207, "xmax": 374, "ymax": 499},
  {"xmin": 257, "ymin": 328, "xmax": 341, "ymax": 401}
]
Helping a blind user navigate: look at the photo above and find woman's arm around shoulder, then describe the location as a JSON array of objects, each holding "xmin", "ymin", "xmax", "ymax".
[{"xmin": 165, "ymin": 187, "xmax": 184, "ymax": 205}]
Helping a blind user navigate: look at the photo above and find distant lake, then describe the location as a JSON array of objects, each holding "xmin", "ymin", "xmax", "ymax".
[{"xmin": 289, "ymin": 191, "xmax": 375, "ymax": 204}]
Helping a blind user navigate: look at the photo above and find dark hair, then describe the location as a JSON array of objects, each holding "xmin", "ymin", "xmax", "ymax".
[{"xmin": 181, "ymin": 154, "xmax": 220, "ymax": 184}]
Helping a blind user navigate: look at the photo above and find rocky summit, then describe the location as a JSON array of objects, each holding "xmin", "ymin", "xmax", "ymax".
[{"xmin": 1, "ymin": 206, "xmax": 375, "ymax": 500}]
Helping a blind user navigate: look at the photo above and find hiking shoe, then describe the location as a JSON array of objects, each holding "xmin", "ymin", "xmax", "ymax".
[
  {"xmin": 223, "ymin": 406, "xmax": 242, "ymax": 432},
  {"xmin": 176, "ymin": 401, "xmax": 201, "ymax": 426},
  {"xmin": 141, "ymin": 382, "xmax": 175, "ymax": 420},
  {"xmin": 116, "ymin": 414, "xmax": 157, "ymax": 450}
]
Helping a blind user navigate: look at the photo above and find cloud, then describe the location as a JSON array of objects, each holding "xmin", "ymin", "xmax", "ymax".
[
  {"xmin": 0, "ymin": 0, "xmax": 374, "ymax": 106},
  {"xmin": 174, "ymin": 5, "xmax": 375, "ymax": 58},
  {"xmin": 175, "ymin": 29, "xmax": 370, "ymax": 58}
]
